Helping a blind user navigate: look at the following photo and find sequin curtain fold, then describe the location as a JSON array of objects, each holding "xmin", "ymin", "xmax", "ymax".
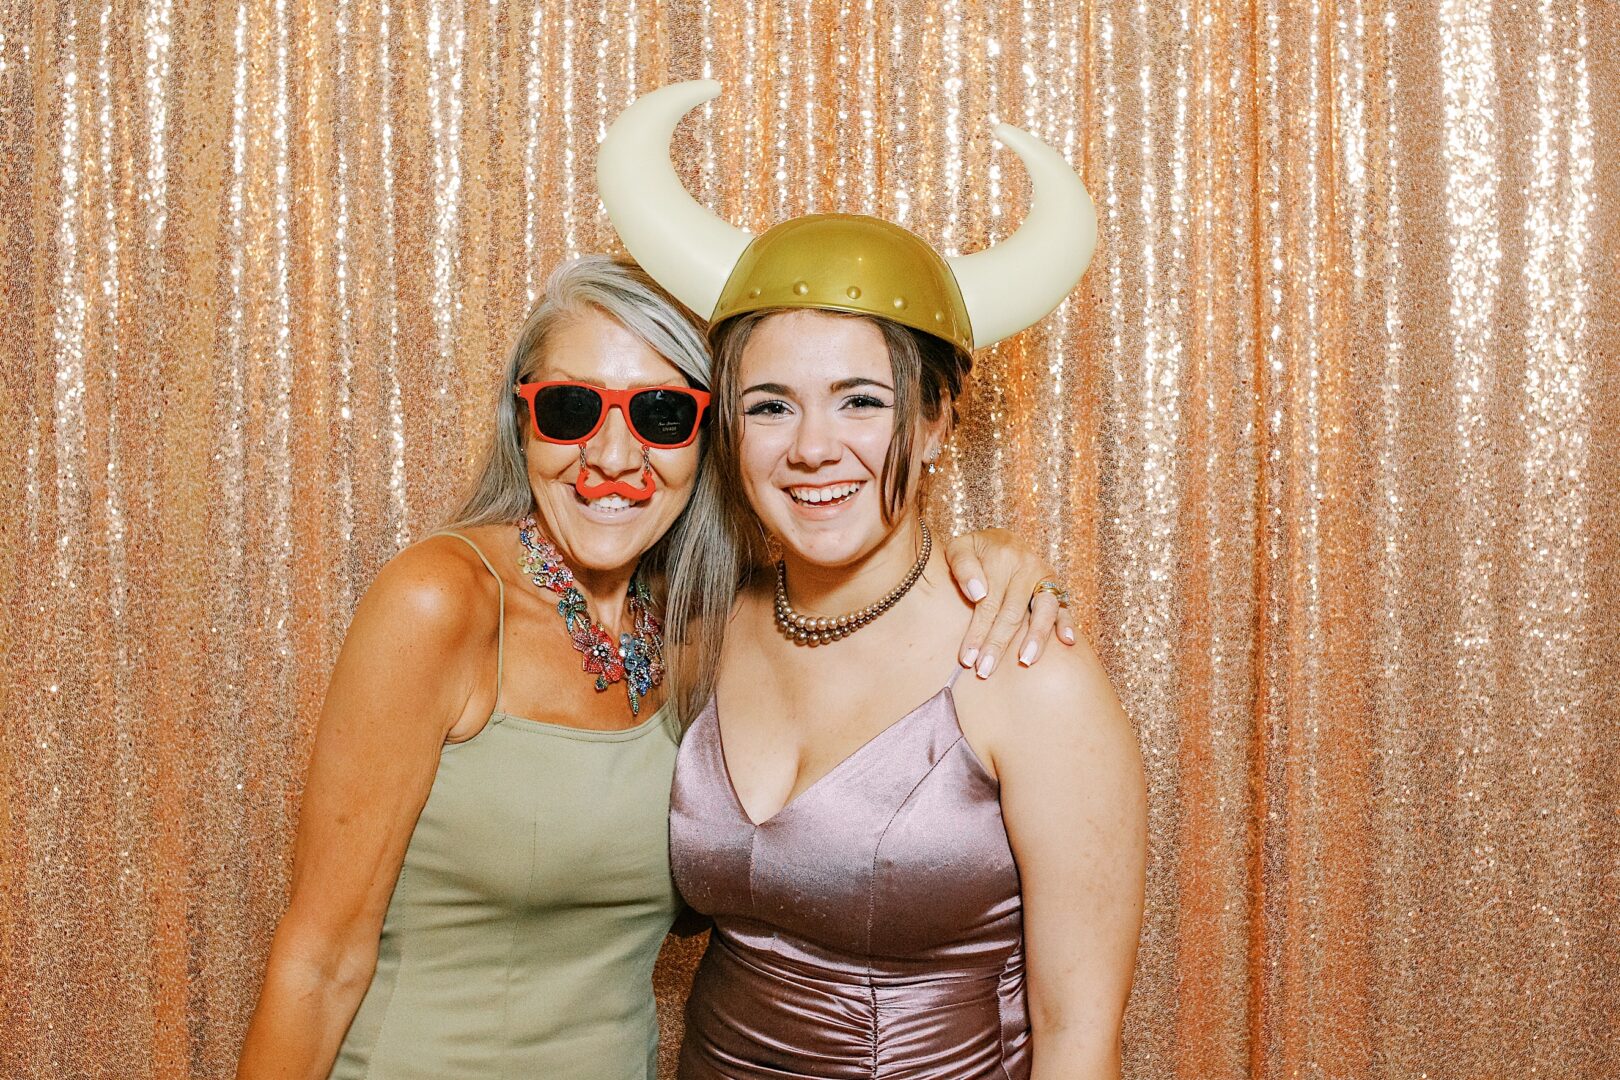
[{"xmin": 2, "ymin": 2, "xmax": 1616, "ymax": 1077}]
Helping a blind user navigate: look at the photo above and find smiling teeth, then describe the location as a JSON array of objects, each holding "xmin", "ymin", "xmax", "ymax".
[
  {"xmin": 589, "ymin": 494, "xmax": 634, "ymax": 510},
  {"xmin": 789, "ymin": 482, "xmax": 863, "ymax": 505}
]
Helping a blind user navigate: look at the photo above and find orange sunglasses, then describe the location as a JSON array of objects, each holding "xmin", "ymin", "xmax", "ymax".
[{"xmin": 514, "ymin": 381, "xmax": 712, "ymax": 449}]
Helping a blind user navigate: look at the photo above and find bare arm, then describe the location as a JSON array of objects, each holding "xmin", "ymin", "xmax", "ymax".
[
  {"xmin": 973, "ymin": 642, "xmax": 1147, "ymax": 1080},
  {"xmin": 235, "ymin": 542, "xmax": 490, "ymax": 1079}
]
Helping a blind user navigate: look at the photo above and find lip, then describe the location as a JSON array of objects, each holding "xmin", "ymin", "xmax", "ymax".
[
  {"xmin": 567, "ymin": 483, "xmax": 651, "ymax": 523},
  {"xmin": 784, "ymin": 481, "xmax": 866, "ymax": 492},
  {"xmin": 781, "ymin": 480, "xmax": 866, "ymax": 519}
]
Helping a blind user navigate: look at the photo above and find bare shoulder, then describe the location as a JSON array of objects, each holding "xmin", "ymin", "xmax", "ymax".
[
  {"xmin": 1009, "ymin": 633, "xmax": 1118, "ymax": 713},
  {"xmin": 353, "ymin": 534, "xmax": 499, "ymax": 646},
  {"xmin": 312, "ymin": 534, "xmax": 503, "ymax": 749},
  {"xmin": 953, "ymin": 633, "xmax": 1135, "ymax": 772}
]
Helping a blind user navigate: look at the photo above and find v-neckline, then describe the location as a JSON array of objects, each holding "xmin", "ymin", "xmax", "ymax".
[{"xmin": 710, "ymin": 685, "xmax": 955, "ymax": 829}]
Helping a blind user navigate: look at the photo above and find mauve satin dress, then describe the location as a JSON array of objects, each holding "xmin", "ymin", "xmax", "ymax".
[{"xmin": 669, "ymin": 674, "xmax": 1031, "ymax": 1079}]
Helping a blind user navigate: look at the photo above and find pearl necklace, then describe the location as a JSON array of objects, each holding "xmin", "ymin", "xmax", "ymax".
[{"xmin": 773, "ymin": 521, "xmax": 932, "ymax": 645}]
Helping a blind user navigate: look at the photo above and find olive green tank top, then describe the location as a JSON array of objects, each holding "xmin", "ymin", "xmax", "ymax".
[{"xmin": 330, "ymin": 531, "xmax": 681, "ymax": 1080}]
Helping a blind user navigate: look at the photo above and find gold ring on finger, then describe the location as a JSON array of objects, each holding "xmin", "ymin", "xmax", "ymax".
[{"xmin": 1033, "ymin": 580, "xmax": 1071, "ymax": 608}]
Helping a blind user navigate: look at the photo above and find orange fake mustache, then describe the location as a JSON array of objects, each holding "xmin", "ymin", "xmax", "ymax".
[{"xmin": 574, "ymin": 465, "xmax": 655, "ymax": 502}]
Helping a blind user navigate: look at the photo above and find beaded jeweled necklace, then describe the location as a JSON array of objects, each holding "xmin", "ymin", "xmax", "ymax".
[
  {"xmin": 774, "ymin": 521, "xmax": 932, "ymax": 645},
  {"xmin": 516, "ymin": 516, "xmax": 665, "ymax": 716}
]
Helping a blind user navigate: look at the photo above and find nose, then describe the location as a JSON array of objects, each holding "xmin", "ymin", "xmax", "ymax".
[
  {"xmin": 583, "ymin": 404, "xmax": 644, "ymax": 478},
  {"xmin": 787, "ymin": 405, "xmax": 840, "ymax": 469}
]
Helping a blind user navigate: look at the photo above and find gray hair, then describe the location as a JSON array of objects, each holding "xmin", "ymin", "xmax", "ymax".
[{"xmin": 445, "ymin": 254, "xmax": 745, "ymax": 724}]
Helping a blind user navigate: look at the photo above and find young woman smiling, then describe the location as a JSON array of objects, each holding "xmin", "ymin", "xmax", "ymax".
[
  {"xmin": 597, "ymin": 81, "xmax": 1147, "ymax": 1079},
  {"xmin": 667, "ymin": 309, "xmax": 1146, "ymax": 1079}
]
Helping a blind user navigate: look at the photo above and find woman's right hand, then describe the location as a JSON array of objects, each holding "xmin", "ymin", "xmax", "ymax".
[{"xmin": 235, "ymin": 539, "xmax": 494, "ymax": 1079}]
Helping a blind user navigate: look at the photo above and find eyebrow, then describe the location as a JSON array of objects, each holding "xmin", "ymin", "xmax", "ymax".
[
  {"xmin": 741, "ymin": 377, "xmax": 895, "ymax": 395},
  {"xmin": 831, "ymin": 377, "xmax": 893, "ymax": 393}
]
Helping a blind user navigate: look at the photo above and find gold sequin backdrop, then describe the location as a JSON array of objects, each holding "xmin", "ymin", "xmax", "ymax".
[{"xmin": 2, "ymin": 0, "xmax": 1617, "ymax": 1077}]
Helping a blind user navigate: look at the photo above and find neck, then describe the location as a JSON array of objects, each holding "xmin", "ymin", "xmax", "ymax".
[
  {"xmin": 522, "ymin": 519, "xmax": 641, "ymax": 635},
  {"xmin": 569, "ymin": 564, "xmax": 639, "ymax": 635},
  {"xmin": 778, "ymin": 515, "xmax": 926, "ymax": 618}
]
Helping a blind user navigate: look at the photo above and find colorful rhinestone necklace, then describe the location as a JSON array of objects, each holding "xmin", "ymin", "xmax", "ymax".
[{"xmin": 515, "ymin": 516, "xmax": 665, "ymax": 717}]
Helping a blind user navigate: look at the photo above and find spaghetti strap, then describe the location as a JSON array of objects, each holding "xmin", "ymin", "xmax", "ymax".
[
  {"xmin": 945, "ymin": 665, "xmax": 964, "ymax": 690},
  {"xmin": 433, "ymin": 530, "xmax": 505, "ymax": 711}
]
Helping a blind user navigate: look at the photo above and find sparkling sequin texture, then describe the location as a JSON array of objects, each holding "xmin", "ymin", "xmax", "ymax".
[{"xmin": 1, "ymin": 4, "xmax": 1616, "ymax": 1079}]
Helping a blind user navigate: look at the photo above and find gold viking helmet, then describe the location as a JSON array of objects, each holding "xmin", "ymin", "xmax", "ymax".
[{"xmin": 596, "ymin": 80, "xmax": 1098, "ymax": 352}]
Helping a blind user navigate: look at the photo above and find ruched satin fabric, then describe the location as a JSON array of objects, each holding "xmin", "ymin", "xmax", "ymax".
[{"xmin": 669, "ymin": 684, "xmax": 1030, "ymax": 1079}]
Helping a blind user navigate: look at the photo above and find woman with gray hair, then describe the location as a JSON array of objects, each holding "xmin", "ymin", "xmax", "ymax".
[{"xmin": 234, "ymin": 255, "xmax": 1067, "ymax": 1080}]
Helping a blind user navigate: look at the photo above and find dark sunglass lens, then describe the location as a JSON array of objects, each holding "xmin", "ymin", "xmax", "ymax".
[
  {"xmin": 531, "ymin": 385, "xmax": 603, "ymax": 441},
  {"xmin": 629, "ymin": 389, "xmax": 700, "ymax": 446}
]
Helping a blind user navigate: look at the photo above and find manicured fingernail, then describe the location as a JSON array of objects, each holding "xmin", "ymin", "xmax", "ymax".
[
  {"xmin": 976, "ymin": 653, "xmax": 997, "ymax": 678},
  {"xmin": 965, "ymin": 579, "xmax": 988, "ymax": 602},
  {"xmin": 1018, "ymin": 642, "xmax": 1038, "ymax": 666},
  {"xmin": 960, "ymin": 648, "xmax": 978, "ymax": 667},
  {"xmin": 1061, "ymin": 627, "xmax": 1075, "ymax": 644}
]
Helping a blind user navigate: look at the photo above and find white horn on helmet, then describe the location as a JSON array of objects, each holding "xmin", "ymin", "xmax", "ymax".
[
  {"xmin": 946, "ymin": 124, "xmax": 1097, "ymax": 349},
  {"xmin": 596, "ymin": 80, "xmax": 753, "ymax": 320}
]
